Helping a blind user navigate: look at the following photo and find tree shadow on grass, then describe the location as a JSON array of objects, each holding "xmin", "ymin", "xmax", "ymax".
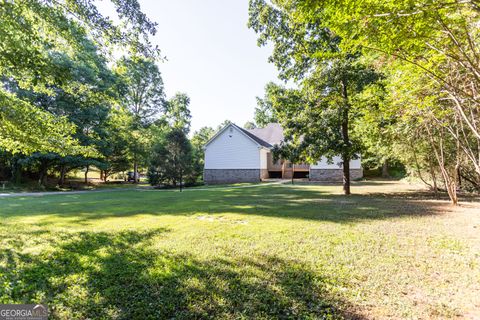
[
  {"xmin": 1, "ymin": 184, "xmax": 461, "ymax": 225},
  {"xmin": 1, "ymin": 229, "xmax": 366, "ymax": 319},
  {"xmin": 293, "ymin": 180, "xmax": 398, "ymax": 187},
  {"xmin": 365, "ymin": 190, "xmax": 480, "ymax": 203}
]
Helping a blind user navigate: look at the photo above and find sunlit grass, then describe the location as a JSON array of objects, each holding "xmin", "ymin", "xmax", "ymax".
[{"xmin": 0, "ymin": 182, "xmax": 479, "ymax": 319}]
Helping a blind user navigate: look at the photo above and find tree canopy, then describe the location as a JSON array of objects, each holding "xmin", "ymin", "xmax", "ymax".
[
  {"xmin": 165, "ymin": 93, "xmax": 192, "ymax": 134},
  {"xmin": 0, "ymin": 0, "xmax": 203, "ymax": 189},
  {"xmin": 254, "ymin": 82, "xmax": 279, "ymax": 127},
  {"xmin": 0, "ymin": 0, "xmax": 158, "ymax": 155},
  {"xmin": 249, "ymin": 0, "xmax": 380, "ymax": 194},
  {"xmin": 148, "ymin": 129, "xmax": 194, "ymax": 190},
  {"xmin": 248, "ymin": 0, "xmax": 480, "ymax": 202}
]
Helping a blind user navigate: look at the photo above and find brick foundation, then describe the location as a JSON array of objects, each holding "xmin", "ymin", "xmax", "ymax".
[
  {"xmin": 204, "ymin": 169, "xmax": 261, "ymax": 184},
  {"xmin": 309, "ymin": 169, "xmax": 363, "ymax": 181}
]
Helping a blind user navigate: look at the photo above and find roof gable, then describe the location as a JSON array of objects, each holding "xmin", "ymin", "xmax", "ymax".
[
  {"xmin": 204, "ymin": 123, "xmax": 270, "ymax": 149},
  {"xmin": 204, "ymin": 122, "xmax": 287, "ymax": 149}
]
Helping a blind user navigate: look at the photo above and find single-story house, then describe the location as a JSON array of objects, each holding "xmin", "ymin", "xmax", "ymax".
[{"xmin": 203, "ymin": 123, "xmax": 362, "ymax": 184}]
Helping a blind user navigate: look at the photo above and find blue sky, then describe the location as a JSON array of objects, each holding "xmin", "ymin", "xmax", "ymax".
[{"xmin": 122, "ymin": 0, "xmax": 280, "ymax": 132}]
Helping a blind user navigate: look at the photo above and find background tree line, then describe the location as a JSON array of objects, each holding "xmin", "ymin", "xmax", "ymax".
[
  {"xmin": 3, "ymin": 0, "xmax": 478, "ymax": 199},
  {"xmin": 0, "ymin": 0, "xmax": 217, "ymax": 190}
]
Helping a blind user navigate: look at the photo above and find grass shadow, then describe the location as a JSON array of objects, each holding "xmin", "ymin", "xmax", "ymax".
[
  {"xmin": 0, "ymin": 184, "xmax": 463, "ymax": 225},
  {"xmin": 365, "ymin": 190, "xmax": 480, "ymax": 203},
  {"xmin": 1, "ymin": 229, "xmax": 366, "ymax": 319}
]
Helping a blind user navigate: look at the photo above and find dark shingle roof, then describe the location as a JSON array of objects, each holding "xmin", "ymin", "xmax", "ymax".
[
  {"xmin": 245, "ymin": 123, "xmax": 284, "ymax": 146},
  {"xmin": 233, "ymin": 124, "xmax": 273, "ymax": 148}
]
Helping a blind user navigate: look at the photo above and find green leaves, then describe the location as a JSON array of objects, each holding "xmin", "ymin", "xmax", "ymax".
[
  {"xmin": 164, "ymin": 93, "xmax": 192, "ymax": 134},
  {"xmin": 248, "ymin": 0, "xmax": 341, "ymax": 81},
  {"xmin": 116, "ymin": 56, "xmax": 166, "ymax": 127},
  {"xmin": 0, "ymin": 91, "xmax": 93, "ymax": 156},
  {"xmin": 254, "ymin": 82, "xmax": 280, "ymax": 127},
  {"xmin": 148, "ymin": 129, "xmax": 195, "ymax": 187},
  {"xmin": 0, "ymin": 0, "xmax": 159, "ymax": 155}
]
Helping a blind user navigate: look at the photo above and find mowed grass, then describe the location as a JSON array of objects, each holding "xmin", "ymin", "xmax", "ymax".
[{"xmin": 0, "ymin": 182, "xmax": 479, "ymax": 319}]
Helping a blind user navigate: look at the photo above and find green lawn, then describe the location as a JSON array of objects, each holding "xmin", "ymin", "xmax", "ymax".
[{"xmin": 0, "ymin": 182, "xmax": 479, "ymax": 319}]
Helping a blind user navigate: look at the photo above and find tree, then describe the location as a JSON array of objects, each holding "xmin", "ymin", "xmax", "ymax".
[
  {"xmin": 0, "ymin": 0, "xmax": 158, "ymax": 154},
  {"xmin": 350, "ymin": 80, "xmax": 397, "ymax": 178},
  {"xmin": 17, "ymin": 153, "xmax": 59, "ymax": 187},
  {"xmin": 117, "ymin": 56, "xmax": 165, "ymax": 126},
  {"xmin": 147, "ymin": 129, "xmax": 194, "ymax": 191},
  {"xmin": 254, "ymin": 82, "xmax": 279, "ymax": 126},
  {"xmin": 117, "ymin": 56, "xmax": 166, "ymax": 182},
  {"xmin": 293, "ymin": 0, "xmax": 480, "ymax": 203},
  {"xmin": 99, "ymin": 109, "xmax": 132, "ymax": 182},
  {"xmin": 249, "ymin": 0, "xmax": 378, "ymax": 194},
  {"xmin": 191, "ymin": 126, "xmax": 216, "ymax": 181},
  {"xmin": 0, "ymin": 91, "xmax": 82, "ymax": 156},
  {"xmin": 165, "ymin": 93, "xmax": 192, "ymax": 133},
  {"xmin": 244, "ymin": 121, "xmax": 257, "ymax": 129},
  {"xmin": 216, "ymin": 120, "xmax": 233, "ymax": 132},
  {"xmin": 3, "ymin": 36, "xmax": 120, "ymax": 186}
]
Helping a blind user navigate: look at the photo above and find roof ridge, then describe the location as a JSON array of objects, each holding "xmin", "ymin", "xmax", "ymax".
[{"xmin": 233, "ymin": 124, "xmax": 272, "ymax": 148}]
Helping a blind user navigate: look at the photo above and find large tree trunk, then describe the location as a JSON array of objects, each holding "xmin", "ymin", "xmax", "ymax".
[
  {"xmin": 291, "ymin": 163, "xmax": 294, "ymax": 185},
  {"xmin": 426, "ymin": 125, "xmax": 458, "ymax": 205},
  {"xmin": 457, "ymin": 166, "xmax": 462, "ymax": 188},
  {"xmin": 38, "ymin": 169, "xmax": 46, "ymax": 187},
  {"xmin": 38, "ymin": 160, "xmax": 48, "ymax": 187},
  {"xmin": 341, "ymin": 79, "xmax": 351, "ymax": 195},
  {"xmin": 38, "ymin": 164, "xmax": 49, "ymax": 187},
  {"xmin": 59, "ymin": 166, "xmax": 66, "ymax": 186},
  {"xmin": 84, "ymin": 165, "xmax": 89, "ymax": 184},
  {"xmin": 440, "ymin": 165, "xmax": 458, "ymax": 205},
  {"xmin": 381, "ymin": 161, "xmax": 389, "ymax": 178},
  {"xmin": 428, "ymin": 158, "xmax": 438, "ymax": 195},
  {"xmin": 342, "ymin": 153, "xmax": 351, "ymax": 195}
]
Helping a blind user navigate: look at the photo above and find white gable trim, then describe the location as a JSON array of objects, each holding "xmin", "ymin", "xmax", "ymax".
[{"xmin": 204, "ymin": 123, "xmax": 267, "ymax": 149}]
